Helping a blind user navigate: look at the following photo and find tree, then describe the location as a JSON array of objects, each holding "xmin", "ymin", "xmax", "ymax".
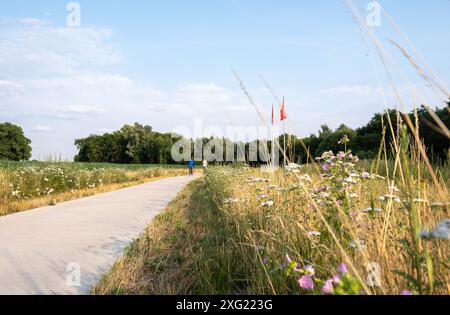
[
  {"xmin": 0, "ymin": 123, "xmax": 32, "ymax": 161},
  {"xmin": 315, "ymin": 124, "xmax": 356, "ymax": 157}
]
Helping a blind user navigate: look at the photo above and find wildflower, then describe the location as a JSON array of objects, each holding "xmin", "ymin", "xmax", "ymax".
[
  {"xmin": 361, "ymin": 172, "xmax": 371, "ymax": 179},
  {"xmin": 321, "ymin": 279, "xmax": 335, "ymax": 295},
  {"xmin": 286, "ymin": 163, "xmax": 301, "ymax": 171},
  {"xmin": 285, "ymin": 254, "xmax": 292, "ymax": 264},
  {"xmin": 299, "ymin": 174, "xmax": 312, "ymax": 182},
  {"xmin": 349, "ymin": 239, "xmax": 367, "ymax": 250},
  {"xmin": 304, "ymin": 265, "xmax": 315, "ymax": 276},
  {"xmin": 332, "ymin": 275, "xmax": 341, "ymax": 284},
  {"xmin": 293, "ymin": 265, "xmax": 303, "ymax": 273},
  {"xmin": 261, "ymin": 201, "xmax": 274, "ymax": 207},
  {"xmin": 343, "ymin": 177, "xmax": 356, "ymax": 184},
  {"xmin": 388, "ymin": 184, "xmax": 400, "ymax": 193},
  {"xmin": 298, "ymin": 275, "xmax": 314, "ymax": 291},
  {"xmin": 224, "ymin": 198, "xmax": 240, "ymax": 204},
  {"xmin": 307, "ymin": 231, "xmax": 321, "ymax": 237},
  {"xmin": 400, "ymin": 290, "xmax": 413, "ymax": 296},
  {"xmin": 338, "ymin": 135, "xmax": 349, "ymax": 145},
  {"xmin": 258, "ymin": 194, "xmax": 268, "ymax": 199},
  {"xmin": 420, "ymin": 219, "xmax": 450, "ymax": 241},
  {"xmin": 323, "ymin": 163, "xmax": 330, "ymax": 172},
  {"xmin": 337, "ymin": 263, "xmax": 348, "ymax": 274},
  {"xmin": 362, "ymin": 207, "xmax": 383, "ymax": 213},
  {"xmin": 349, "ymin": 193, "xmax": 358, "ymax": 199},
  {"xmin": 337, "ymin": 152, "xmax": 346, "ymax": 160}
]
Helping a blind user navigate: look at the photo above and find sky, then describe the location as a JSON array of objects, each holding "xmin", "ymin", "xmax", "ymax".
[{"xmin": 1, "ymin": 0, "xmax": 449, "ymax": 159}]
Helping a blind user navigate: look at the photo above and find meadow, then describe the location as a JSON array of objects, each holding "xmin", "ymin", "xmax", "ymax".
[
  {"xmin": 0, "ymin": 161, "xmax": 188, "ymax": 216},
  {"xmin": 93, "ymin": 133, "xmax": 449, "ymax": 296}
]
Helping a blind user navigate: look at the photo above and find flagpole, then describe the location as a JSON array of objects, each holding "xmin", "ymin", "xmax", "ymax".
[
  {"xmin": 271, "ymin": 104, "xmax": 274, "ymax": 168},
  {"xmin": 283, "ymin": 121, "xmax": 286, "ymax": 167},
  {"xmin": 283, "ymin": 97, "xmax": 286, "ymax": 168}
]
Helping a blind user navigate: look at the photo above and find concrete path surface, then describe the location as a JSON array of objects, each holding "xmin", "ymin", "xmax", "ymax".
[{"xmin": 0, "ymin": 175, "xmax": 198, "ymax": 295}]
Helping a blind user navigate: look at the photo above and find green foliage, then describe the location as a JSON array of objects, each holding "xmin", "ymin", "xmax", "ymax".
[
  {"xmin": 75, "ymin": 123, "xmax": 178, "ymax": 164},
  {"xmin": 290, "ymin": 105, "xmax": 449, "ymax": 164},
  {"xmin": 0, "ymin": 122, "xmax": 32, "ymax": 161},
  {"xmin": 74, "ymin": 104, "xmax": 449, "ymax": 166}
]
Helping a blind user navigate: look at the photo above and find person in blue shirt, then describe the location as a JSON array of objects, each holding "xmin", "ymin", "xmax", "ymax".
[{"xmin": 188, "ymin": 159, "xmax": 195, "ymax": 176}]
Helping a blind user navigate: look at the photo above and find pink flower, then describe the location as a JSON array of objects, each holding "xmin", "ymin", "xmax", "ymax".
[
  {"xmin": 304, "ymin": 265, "xmax": 315, "ymax": 276},
  {"xmin": 332, "ymin": 275, "xmax": 341, "ymax": 284},
  {"xmin": 337, "ymin": 263, "xmax": 348, "ymax": 274},
  {"xmin": 321, "ymin": 279, "xmax": 334, "ymax": 295},
  {"xmin": 400, "ymin": 290, "xmax": 413, "ymax": 296},
  {"xmin": 285, "ymin": 254, "xmax": 292, "ymax": 264},
  {"xmin": 323, "ymin": 163, "xmax": 330, "ymax": 172},
  {"xmin": 298, "ymin": 275, "xmax": 314, "ymax": 291},
  {"xmin": 338, "ymin": 152, "xmax": 345, "ymax": 160},
  {"xmin": 293, "ymin": 266, "xmax": 303, "ymax": 273}
]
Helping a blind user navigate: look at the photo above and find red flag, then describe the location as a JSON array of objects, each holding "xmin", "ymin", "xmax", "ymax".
[
  {"xmin": 271, "ymin": 104, "xmax": 274, "ymax": 125},
  {"xmin": 280, "ymin": 98, "xmax": 287, "ymax": 121}
]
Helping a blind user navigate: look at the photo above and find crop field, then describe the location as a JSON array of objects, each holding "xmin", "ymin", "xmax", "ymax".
[{"xmin": 0, "ymin": 161, "xmax": 187, "ymax": 216}]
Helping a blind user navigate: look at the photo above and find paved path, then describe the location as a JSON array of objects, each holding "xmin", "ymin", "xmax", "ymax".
[{"xmin": 0, "ymin": 175, "xmax": 198, "ymax": 295}]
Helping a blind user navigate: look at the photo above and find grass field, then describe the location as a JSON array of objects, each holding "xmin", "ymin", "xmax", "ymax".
[
  {"xmin": 0, "ymin": 161, "xmax": 189, "ymax": 216},
  {"xmin": 93, "ymin": 141, "xmax": 449, "ymax": 295}
]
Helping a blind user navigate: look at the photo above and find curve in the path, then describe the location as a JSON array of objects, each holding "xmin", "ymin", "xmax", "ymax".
[{"xmin": 0, "ymin": 175, "xmax": 198, "ymax": 295}]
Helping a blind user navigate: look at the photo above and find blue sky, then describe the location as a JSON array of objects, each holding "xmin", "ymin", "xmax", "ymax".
[{"xmin": 1, "ymin": 0, "xmax": 449, "ymax": 159}]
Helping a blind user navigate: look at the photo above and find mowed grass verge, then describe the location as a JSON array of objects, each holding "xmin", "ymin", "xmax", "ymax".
[{"xmin": 92, "ymin": 178, "xmax": 238, "ymax": 295}]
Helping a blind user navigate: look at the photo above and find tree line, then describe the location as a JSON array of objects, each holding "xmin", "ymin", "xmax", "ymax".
[
  {"xmin": 73, "ymin": 104, "xmax": 450, "ymax": 165},
  {"xmin": 0, "ymin": 103, "xmax": 448, "ymax": 163},
  {"xmin": 0, "ymin": 123, "xmax": 32, "ymax": 161}
]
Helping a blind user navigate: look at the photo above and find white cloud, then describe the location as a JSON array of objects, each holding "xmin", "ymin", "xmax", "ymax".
[
  {"xmin": 147, "ymin": 104, "xmax": 166, "ymax": 113},
  {"xmin": 0, "ymin": 17, "xmax": 254, "ymax": 158},
  {"xmin": 19, "ymin": 18, "xmax": 47, "ymax": 26},
  {"xmin": 98, "ymin": 128, "xmax": 115, "ymax": 134},
  {"xmin": 63, "ymin": 105, "xmax": 107, "ymax": 115},
  {"xmin": 0, "ymin": 23, "xmax": 124, "ymax": 79},
  {"xmin": 33, "ymin": 125, "xmax": 52, "ymax": 132},
  {"xmin": 0, "ymin": 80, "xmax": 22, "ymax": 90},
  {"xmin": 319, "ymin": 85, "xmax": 379, "ymax": 96},
  {"xmin": 180, "ymin": 82, "xmax": 234, "ymax": 103}
]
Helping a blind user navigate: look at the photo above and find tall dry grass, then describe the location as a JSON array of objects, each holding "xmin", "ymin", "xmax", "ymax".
[{"xmin": 93, "ymin": 131, "xmax": 449, "ymax": 295}]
